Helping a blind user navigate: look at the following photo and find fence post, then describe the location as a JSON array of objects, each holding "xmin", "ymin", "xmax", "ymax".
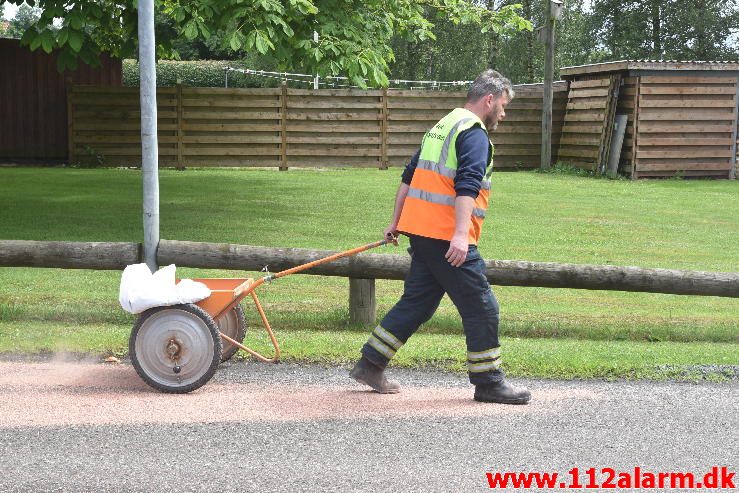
[
  {"xmin": 349, "ymin": 278, "xmax": 376, "ymax": 325},
  {"xmin": 729, "ymin": 77, "xmax": 739, "ymax": 180},
  {"xmin": 176, "ymin": 83, "xmax": 184, "ymax": 169},
  {"xmin": 280, "ymin": 82, "xmax": 288, "ymax": 171},
  {"xmin": 380, "ymin": 87, "xmax": 388, "ymax": 169}
]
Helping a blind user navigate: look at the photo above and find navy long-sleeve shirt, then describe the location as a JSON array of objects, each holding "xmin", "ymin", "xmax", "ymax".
[{"xmin": 401, "ymin": 126, "xmax": 490, "ymax": 198}]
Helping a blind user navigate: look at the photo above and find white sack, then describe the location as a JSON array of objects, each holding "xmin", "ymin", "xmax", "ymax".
[{"xmin": 119, "ymin": 263, "xmax": 211, "ymax": 314}]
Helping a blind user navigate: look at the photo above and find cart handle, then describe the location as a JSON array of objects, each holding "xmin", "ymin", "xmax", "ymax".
[{"xmin": 232, "ymin": 238, "xmax": 395, "ymax": 299}]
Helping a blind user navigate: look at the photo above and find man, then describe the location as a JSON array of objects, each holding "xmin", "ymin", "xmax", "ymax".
[{"xmin": 350, "ymin": 69, "xmax": 531, "ymax": 405}]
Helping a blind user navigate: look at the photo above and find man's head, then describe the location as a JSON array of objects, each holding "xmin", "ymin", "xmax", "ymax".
[{"xmin": 465, "ymin": 69, "xmax": 514, "ymax": 131}]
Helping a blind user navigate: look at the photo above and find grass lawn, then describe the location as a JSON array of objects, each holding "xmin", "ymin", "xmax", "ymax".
[{"xmin": 0, "ymin": 167, "xmax": 737, "ymax": 380}]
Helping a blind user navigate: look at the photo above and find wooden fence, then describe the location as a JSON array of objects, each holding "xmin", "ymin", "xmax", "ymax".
[
  {"xmin": 558, "ymin": 75, "xmax": 621, "ymax": 171},
  {"xmin": 0, "ymin": 38, "xmax": 121, "ymax": 161},
  {"xmin": 560, "ymin": 61, "xmax": 739, "ymax": 179},
  {"xmin": 68, "ymin": 83, "xmax": 568, "ymax": 169},
  {"xmin": 633, "ymin": 76, "xmax": 738, "ymax": 178}
]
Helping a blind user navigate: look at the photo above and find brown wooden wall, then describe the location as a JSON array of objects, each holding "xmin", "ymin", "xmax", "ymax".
[
  {"xmin": 633, "ymin": 75, "xmax": 737, "ymax": 178},
  {"xmin": 563, "ymin": 69, "xmax": 739, "ymax": 179},
  {"xmin": 558, "ymin": 75, "xmax": 621, "ymax": 172},
  {"xmin": 68, "ymin": 83, "xmax": 568, "ymax": 169},
  {"xmin": 617, "ymin": 76, "xmax": 638, "ymax": 174},
  {"xmin": 0, "ymin": 38, "xmax": 121, "ymax": 161}
]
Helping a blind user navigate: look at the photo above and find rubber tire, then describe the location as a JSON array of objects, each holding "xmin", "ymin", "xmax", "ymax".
[
  {"xmin": 129, "ymin": 303, "xmax": 223, "ymax": 394},
  {"xmin": 216, "ymin": 304, "xmax": 247, "ymax": 362}
]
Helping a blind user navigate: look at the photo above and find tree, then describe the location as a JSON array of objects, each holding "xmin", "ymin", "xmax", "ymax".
[
  {"xmin": 11, "ymin": 0, "xmax": 531, "ymax": 86},
  {"xmin": 661, "ymin": 0, "xmax": 739, "ymax": 60},
  {"xmin": 5, "ymin": 3, "xmax": 42, "ymax": 39}
]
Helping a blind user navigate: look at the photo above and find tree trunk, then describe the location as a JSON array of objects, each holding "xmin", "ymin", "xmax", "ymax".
[
  {"xmin": 486, "ymin": 0, "xmax": 500, "ymax": 68},
  {"xmin": 523, "ymin": 0, "xmax": 534, "ymax": 82},
  {"xmin": 651, "ymin": 0, "xmax": 662, "ymax": 58}
]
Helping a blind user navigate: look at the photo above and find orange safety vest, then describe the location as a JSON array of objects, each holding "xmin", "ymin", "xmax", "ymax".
[{"xmin": 397, "ymin": 108, "xmax": 493, "ymax": 245}]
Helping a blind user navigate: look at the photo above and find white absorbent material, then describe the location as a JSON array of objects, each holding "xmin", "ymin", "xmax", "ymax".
[{"xmin": 119, "ymin": 263, "xmax": 211, "ymax": 314}]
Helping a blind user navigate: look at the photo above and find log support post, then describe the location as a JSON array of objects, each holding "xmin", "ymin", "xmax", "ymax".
[{"xmin": 349, "ymin": 278, "xmax": 376, "ymax": 325}]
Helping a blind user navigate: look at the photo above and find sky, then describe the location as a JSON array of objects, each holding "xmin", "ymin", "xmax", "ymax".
[{"xmin": 2, "ymin": 2, "xmax": 17, "ymax": 21}]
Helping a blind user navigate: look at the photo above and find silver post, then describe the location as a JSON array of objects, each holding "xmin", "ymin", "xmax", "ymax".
[
  {"xmin": 137, "ymin": 0, "xmax": 160, "ymax": 272},
  {"xmin": 313, "ymin": 31, "xmax": 319, "ymax": 90},
  {"xmin": 541, "ymin": 0, "xmax": 562, "ymax": 170}
]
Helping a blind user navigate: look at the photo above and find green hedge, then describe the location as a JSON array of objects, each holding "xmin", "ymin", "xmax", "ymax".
[{"xmin": 122, "ymin": 59, "xmax": 284, "ymax": 88}]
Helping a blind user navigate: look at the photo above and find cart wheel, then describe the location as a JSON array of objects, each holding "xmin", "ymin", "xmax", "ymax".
[
  {"xmin": 129, "ymin": 304, "xmax": 222, "ymax": 394},
  {"xmin": 216, "ymin": 304, "xmax": 247, "ymax": 362}
]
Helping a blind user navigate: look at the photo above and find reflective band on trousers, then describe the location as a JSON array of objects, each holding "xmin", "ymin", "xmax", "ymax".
[
  {"xmin": 407, "ymin": 188, "xmax": 487, "ymax": 218},
  {"xmin": 373, "ymin": 325, "xmax": 403, "ymax": 350},
  {"xmin": 368, "ymin": 335, "xmax": 396, "ymax": 359},
  {"xmin": 467, "ymin": 359, "xmax": 502, "ymax": 373},
  {"xmin": 366, "ymin": 325, "xmax": 404, "ymax": 360},
  {"xmin": 467, "ymin": 347, "xmax": 501, "ymax": 361},
  {"xmin": 416, "ymin": 159, "xmax": 491, "ymax": 191}
]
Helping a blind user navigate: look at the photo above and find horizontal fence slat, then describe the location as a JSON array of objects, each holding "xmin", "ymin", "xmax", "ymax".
[
  {"xmin": 638, "ymin": 137, "xmax": 732, "ymax": 146},
  {"xmin": 639, "ymin": 76, "xmax": 738, "ymax": 84},
  {"xmin": 635, "ymin": 160, "xmax": 732, "ymax": 171},
  {"xmin": 184, "ymin": 111, "xmax": 280, "ymax": 120},
  {"xmin": 636, "ymin": 149, "xmax": 734, "ymax": 158},
  {"xmin": 637, "ymin": 122, "xmax": 735, "ymax": 133},
  {"xmin": 638, "ymin": 109, "xmax": 735, "ymax": 121},
  {"xmin": 638, "ymin": 98, "xmax": 736, "ymax": 108},
  {"xmin": 570, "ymin": 79, "xmax": 611, "ymax": 89},
  {"xmin": 639, "ymin": 85, "xmax": 737, "ymax": 95}
]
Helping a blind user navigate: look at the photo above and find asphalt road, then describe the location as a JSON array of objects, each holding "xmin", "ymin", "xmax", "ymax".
[{"xmin": 0, "ymin": 358, "xmax": 736, "ymax": 492}]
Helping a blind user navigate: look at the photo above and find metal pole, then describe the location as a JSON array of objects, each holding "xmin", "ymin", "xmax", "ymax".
[
  {"xmin": 540, "ymin": 2, "xmax": 556, "ymax": 170},
  {"xmin": 313, "ymin": 31, "xmax": 319, "ymax": 90},
  {"xmin": 137, "ymin": 0, "xmax": 159, "ymax": 272}
]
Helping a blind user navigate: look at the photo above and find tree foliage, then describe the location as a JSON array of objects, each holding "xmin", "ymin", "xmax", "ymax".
[
  {"xmin": 10, "ymin": 0, "xmax": 530, "ymax": 86},
  {"xmin": 390, "ymin": 0, "xmax": 739, "ymax": 85},
  {"xmin": 4, "ymin": 3, "xmax": 43, "ymax": 39}
]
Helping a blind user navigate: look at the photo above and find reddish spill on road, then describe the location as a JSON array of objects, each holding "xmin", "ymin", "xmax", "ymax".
[{"xmin": 0, "ymin": 361, "xmax": 600, "ymax": 428}]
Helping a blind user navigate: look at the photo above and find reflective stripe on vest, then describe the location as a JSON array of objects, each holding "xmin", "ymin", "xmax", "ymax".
[
  {"xmin": 406, "ymin": 188, "xmax": 487, "ymax": 218},
  {"xmin": 397, "ymin": 108, "xmax": 493, "ymax": 244},
  {"xmin": 416, "ymin": 159, "xmax": 491, "ymax": 191}
]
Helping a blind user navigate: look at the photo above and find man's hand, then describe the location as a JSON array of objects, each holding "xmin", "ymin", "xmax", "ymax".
[
  {"xmin": 445, "ymin": 232, "xmax": 468, "ymax": 267},
  {"xmin": 384, "ymin": 223, "xmax": 399, "ymax": 244}
]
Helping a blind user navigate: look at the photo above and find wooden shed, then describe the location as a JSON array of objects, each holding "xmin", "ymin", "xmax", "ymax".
[{"xmin": 559, "ymin": 60, "xmax": 739, "ymax": 179}]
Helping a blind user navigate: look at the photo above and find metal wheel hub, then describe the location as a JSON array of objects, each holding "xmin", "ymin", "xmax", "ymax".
[{"xmin": 134, "ymin": 309, "xmax": 216, "ymax": 387}]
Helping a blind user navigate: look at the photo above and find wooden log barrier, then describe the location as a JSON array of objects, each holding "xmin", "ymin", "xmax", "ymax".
[
  {"xmin": 1, "ymin": 239, "xmax": 737, "ymax": 328},
  {"xmin": 157, "ymin": 240, "xmax": 739, "ymax": 298},
  {"xmin": 0, "ymin": 240, "xmax": 140, "ymax": 270}
]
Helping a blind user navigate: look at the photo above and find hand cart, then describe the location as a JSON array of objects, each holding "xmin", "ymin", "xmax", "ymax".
[{"xmin": 128, "ymin": 239, "xmax": 394, "ymax": 393}]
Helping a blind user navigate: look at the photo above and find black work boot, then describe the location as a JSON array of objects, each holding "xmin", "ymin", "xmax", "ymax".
[
  {"xmin": 474, "ymin": 379, "xmax": 531, "ymax": 405},
  {"xmin": 350, "ymin": 356, "xmax": 401, "ymax": 394}
]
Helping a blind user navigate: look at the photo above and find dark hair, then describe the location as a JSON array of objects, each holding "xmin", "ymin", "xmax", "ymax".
[{"xmin": 466, "ymin": 69, "xmax": 514, "ymax": 102}]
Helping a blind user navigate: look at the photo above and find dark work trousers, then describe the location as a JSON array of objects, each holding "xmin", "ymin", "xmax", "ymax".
[{"xmin": 361, "ymin": 235, "xmax": 504, "ymax": 385}]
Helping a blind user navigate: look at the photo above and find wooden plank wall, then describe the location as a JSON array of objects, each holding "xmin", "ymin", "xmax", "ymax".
[
  {"xmin": 70, "ymin": 87, "xmax": 178, "ymax": 166},
  {"xmin": 286, "ymin": 88, "xmax": 384, "ymax": 168},
  {"xmin": 183, "ymin": 87, "xmax": 281, "ymax": 167},
  {"xmin": 0, "ymin": 38, "xmax": 121, "ymax": 161},
  {"xmin": 616, "ymin": 76, "xmax": 638, "ymax": 174},
  {"xmin": 634, "ymin": 76, "xmax": 738, "ymax": 178},
  {"xmin": 557, "ymin": 75, "xmax": 620, "ymax": 171},
  {"xmin": 69, "ymin": 83, "xmax": 568, "ymax": 169}
]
